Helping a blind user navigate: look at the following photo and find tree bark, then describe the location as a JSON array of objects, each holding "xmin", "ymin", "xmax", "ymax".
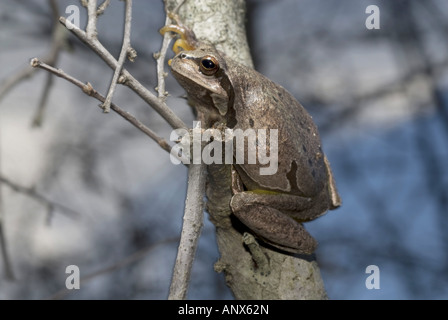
[{"xmin": 166, "ymin": 0, "xmax": 328, "ymax": 300}]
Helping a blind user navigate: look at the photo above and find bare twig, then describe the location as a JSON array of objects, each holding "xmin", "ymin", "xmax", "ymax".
[
  {"xmin": 29, "ymin": 18, "xmax": 67, "ymax": 127},
  {"xmin": 47, "ymin": 236, "xmax": 179, "ymax": 300},
  {"xmin": 155, "ymin": 0, "xmax": 186, "ymax": 100},
  {"xmin": 86, "ymin": 0, "xmax": 98, "ymax": 38},
  {"xmin": 32, "ymin": 1, "xmax": 205, "ymax": 300},
  {"xmin": 168, "ymin": 161, "xmax": 206, "ymax": 300},
  {"xmin": 0, "ymin": 218, "xmax": 15, "ymax": 280},
  {"xmin": 0, "ymin": 0, "xmax": 67, "ymax": 118},
  {"xmin": 0, "ymin": 129, "xmax": 15, "ymax": 280},
  {"xmin": 318, "ymin": 56, "xmax": 448, "ymax": 133},
  {"xmin": 101, "ymin": 0, "xmax": 133, "ymax": 113},
  {"xmin": 58, "ymin": 16, "xmax": 187, "ymax": 130},
  {"xmin": 30, "ymin": 58, "xmax": 187, "ymax": 162},
  {"xmin": 31, "ymin": 72, "xmax": 54, "ymax": 127},
  {"xmin": 0, "ymin": 174, "xmax": 80, "ymax": 220},
  {"xmin": 0, "ymin": 67, "xmax": 36, "ymax": 102},
  {"xmin": 48, "ymin": 0, "xmax": 59, "ymax": 21},
  {"xmin": 162, "ymin": 1, "xmax": 207, "ymax": 299},
  {"xmin": 155, "ymin": 28, "xmax": 173, "ymax": 100},
  {"xmin": 97, "ymin": 0, "xmax": 111, "ymax": 15}
]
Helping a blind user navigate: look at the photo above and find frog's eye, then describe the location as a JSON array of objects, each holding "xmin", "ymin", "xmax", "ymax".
[{"xmin": 200, "ymin": 56, "xmax": 219, "ymax": 76}]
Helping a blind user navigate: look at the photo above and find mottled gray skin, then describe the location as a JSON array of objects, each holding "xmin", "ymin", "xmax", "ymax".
[{"xmin": 170, "ymin": 41, "xmax": 341, "ymax": 254}]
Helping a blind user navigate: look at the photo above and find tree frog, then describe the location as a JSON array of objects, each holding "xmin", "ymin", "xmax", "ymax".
[{"xmin": 160, "ymin": 21, "xmax": 341, "ymax": 254}]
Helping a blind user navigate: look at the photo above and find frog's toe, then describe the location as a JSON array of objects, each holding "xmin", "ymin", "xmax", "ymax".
[
  {"xmin": 172, "ymin": 39, "xmax": 195, "ymax": 54},
  {"xmin": 159, "ymin": 24, "xmax": 198, "ymax": 52}
]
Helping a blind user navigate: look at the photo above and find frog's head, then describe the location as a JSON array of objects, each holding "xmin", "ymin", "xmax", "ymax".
[{"xmin": 170, "ymin": 43, "xmax": 234, "ymax": 120}]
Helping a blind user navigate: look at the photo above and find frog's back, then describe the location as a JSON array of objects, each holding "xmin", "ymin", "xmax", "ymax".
[{"xmin": 227, "ymin": 63, "xmax": 327, "ymax": 197}]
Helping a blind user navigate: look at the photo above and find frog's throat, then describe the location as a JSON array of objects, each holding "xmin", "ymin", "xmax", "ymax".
[{"xmin": 159, "ymin": 25, "xmax": 197, "ymax": 54}]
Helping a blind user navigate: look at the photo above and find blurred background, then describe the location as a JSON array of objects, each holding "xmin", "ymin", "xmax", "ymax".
[{"xmin": 0, "ymin": 0, "xmax": 447, "ymax": 299}]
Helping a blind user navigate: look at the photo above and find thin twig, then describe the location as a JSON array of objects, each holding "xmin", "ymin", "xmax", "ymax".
[
  {"xmin": 59, "ymin": 16, "xmax": 187, "ymax": 130},
  {"xmin": 0, "ymin": 219, "xmax": 15, "ymax": 280},
  {"xmin": 29, "ymin": 19, "xmax": 66, "ymax": 127},
  {"xmin": 30, "ymin": 58, "xmax": 187, "ymax": 162},
  {"xmin": 97, "ymin": 0, "xmax": 111, "ymax": 15},
  {"xmin": 101, "ymin": 0, "xmax": 133, "ymax": 113},
  {"xmin": 0, "ymin": 174, "xmax": 80, "ymax": 220},
  {"xmin": 32, "ymin": 72, "xmax": 54, "ymax": 127},
  {"xmin": 86, "ymin": 0, "xmax": 98, "ymax": 39},
  {"xmin": 156, "ymin": 0, "xmax": 186, "ymax": 100},
  {"xmin": 0, "ymin": 0, "xmax": 66, "ymax": 109},
  {"xmin": 0, "ymin": 129, "xmax": 15, "ymax": 280},
  {"xmin": 48, "ymin": 0, "xmax": 59, "ymax": 21},
  {"xmin": 168, "ymin": 161, "xmax": 206, "ymax": 300},
  {"xmin": 168, "ymin": 117, "xmax": 207, "ymax": 300},
  {"xmin": 47, "ymin": 236, "xmax": 179, "ymax": 300},
  {"xmin": 155, "ymin": 29, "xmax": 173, "ymax": 100},
  {"xmin": 0, "ymin": 67, "xmax": 37, "ymax": 102},
  {"xmin": 32, "ymin": 1, "xmax": 204, "ymax": 300},
  {"xmin": 161, "ymin": 1, "xmax": 207, "ymax": 300}
]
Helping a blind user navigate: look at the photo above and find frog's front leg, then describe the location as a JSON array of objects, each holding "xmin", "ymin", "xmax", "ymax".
[
  {"xmin": 230, "ymin": 169, "xmax": 318, "ymax": 254},
  {"xmin": 159, "ymin": 13, "xmax": 199, "ymax": 53}
]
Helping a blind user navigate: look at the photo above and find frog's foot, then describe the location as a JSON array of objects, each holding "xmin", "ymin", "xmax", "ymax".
[
  {"xmin": 160, "ymin": 25, "xmax": 197, "ymax": 53},
  {"xmin": 159, "ymin": 13, "xmax": 199, "ymax": 54}
]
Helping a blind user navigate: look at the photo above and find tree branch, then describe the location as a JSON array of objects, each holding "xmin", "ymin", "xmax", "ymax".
[
  {"xmin": 168, "ymin": 161, "xmax": 206, "ymax": 300},
  {"xmin": 155, "ymin": 0, "xmax": 186, "ymax": 100},
  {"xmin": 101, "ymin": 0, "xmax": 133, "ymax": 113},
  {"xmin": 30, "ymin": 58, "xmax": 185, "ymax": 161},
  {"xmin": 0, "ymin": 0, "xmax": 68, "ymax": 128},
  {"xmin": 31, "ymin": 72, "xmax": 54, "ymax": 127},
  {"xmin": 86, "ymin": 0, "xmax": 98, "ymax": 38},
  {"xmin": 0, "ymin": 174, "xmax": 80, "ymax": 220},
  {"xmin": 0, "ymin": 66, "xmax": 36, "ymax": 103},
  {"xmin": 96, "ymin": 0, "xmax": 111, "ymax": 16},
  {"xmin": 0, "ymin": 215, "xmax": 15, "ymax": 280},
  {"xmin": 58, "ymin": 16, "xmax": 187, "ymax": 130},
  {"xmin": 47, "ymin": 236, "xmax": 179, "ymax": 300},
  {"xmin": 0, "ymin": 129, "xmax": 15, "ymax": 280}
]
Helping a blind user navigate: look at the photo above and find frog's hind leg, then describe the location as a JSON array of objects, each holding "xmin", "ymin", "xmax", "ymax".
[
  {"xmin": 231, "ymin": 192, "xmax": 322, "ymax": 221},
  {"xmin": 230, "ymin": 195, "xmax": 318, "ymax": 254},
  {"xmin": 230, "ymin": 166, "xmax": 319, "ymax": 254}
]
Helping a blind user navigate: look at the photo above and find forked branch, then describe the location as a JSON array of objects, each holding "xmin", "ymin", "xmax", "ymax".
[
  {"xmin": 58, "ymin": 16, "xmax": 186, "ymax": 129},
  {"xmin": 30, "ymin": 58, "xmax": 182, "ymax": 159}
]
